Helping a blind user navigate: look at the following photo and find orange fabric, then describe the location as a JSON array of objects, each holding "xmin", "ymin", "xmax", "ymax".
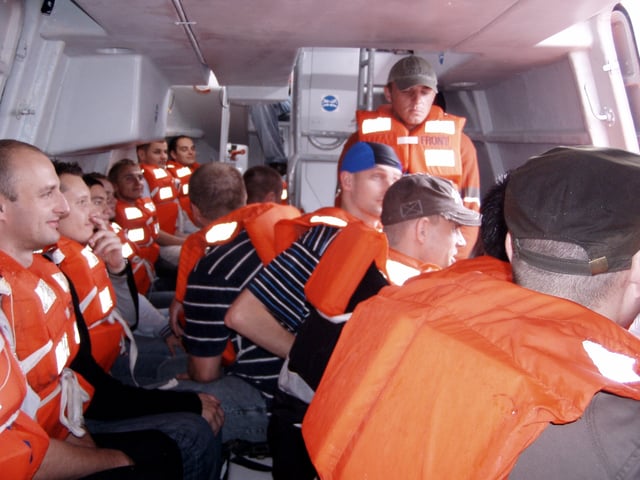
[
  {"xmin": 52, "ymin": 237, "xmax": 124, "ymax": 372},
  {"xmin": 384, "ymin": 248, "xmax": 440, "ymax": 286},
  {"xmin": 0, "ymin": 253, "xmax": 93, "ymax": 439},
  {"xmin": 174, "ymin": 203, "xmax": 301, "ymax": 365},
  {"xmin": 112, "ymin": 222, "xmax": 154, "ymax": 295},
  {"xmin": 139, "ymin": 163, "xmax": 180, "ymax": 234},
  {"xmin": 114, "ymin": 197, "xmax": 160, "ymax": 267},
  {"xmin": 338, "ymin": 104, "xmax": 480, "ymax": 258},
  {"xmin": 303, "ymin": 256, "xmax": 640, "ymax": 480},
  {"xmin": 356, "ymin": 105, "xmax": 464, "ymax": 180},
  {"xmin": 244, "ymin": 204, "xmax": 301, "ymax": 265},
  {"xmin": 305, "ymin": 222, "xmax": 387, "ymax": 317},
  {"xmin": 0, "ymin": 334, "xmax": 49, "ymax": 479},
  {"xmin": 273, "ymin": 207, "xmax": 358, "ymax": 255},
  {"xmin": 167, "ymin": 160, "xmax": 199, "ymax": 224},
  {"xmin": 175, "ymin": 203, "xmax": 300, "ymax": 303}
]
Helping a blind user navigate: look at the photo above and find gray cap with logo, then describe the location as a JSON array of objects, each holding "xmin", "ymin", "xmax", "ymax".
[
  {"xmin": 381, "ymin": 173, "xmax": 480, "ymax": 227},
  {"xmin": 388, "ymin": 56, "xmax": 438, "ymax": 93}
]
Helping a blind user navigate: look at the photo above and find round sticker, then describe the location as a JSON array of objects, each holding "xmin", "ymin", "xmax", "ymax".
[{"xmin": 321, "ymin": 95, "xmax": 339, "ymax": 112}]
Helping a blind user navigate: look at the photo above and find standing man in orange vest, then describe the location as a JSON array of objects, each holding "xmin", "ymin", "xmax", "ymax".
[
  {"xmin": 304, "ymin": 146, "xmax": 640, "ymax": 479},
  {"xmin": 338, "ymin": 55, "xmax": 481, "ymax": 258}
]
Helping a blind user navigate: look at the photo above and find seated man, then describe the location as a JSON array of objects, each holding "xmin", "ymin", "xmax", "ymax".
[
  {"xmin": 137, "ymin": 140, "xmax": 185, "ymax": 268},
  {"xmin": 225, "ymin": 141, "xmax": 403, "ymax": 359},
  {"xmin": 303, "ymin": 146, "xmax": 640, "ymax": 479},
  {"xmin": 108, "ymin": 158, "xmax": 162, "ymax": 295},
  {"xmin": 0, "ymin": 139, "xmax": 213, "ymax": 479},
  {"xmin": 0, "ymin": 327, "xmax": 49, "ymax": 479},
  {"xmin": 167, "ymin": 134, "xmax": 200, "ymax": 229},
  {"xmin": 0, "ymin": 140, "xmax": 223, "ymax": 480},
  {"xmin": 50, "ymin": 162, "xmax": 131, "ymax": 373},
  {"xmin": 243, "ymin": 164, "xmax": 284, "ymax": 204},
  {"xmin": 269, "ymin": 174, "xmax": 481, "ymax": 479},
  {"xmin": 84, "ymin": 172, "xmax": 173, "ymax": 340},
  {"xmin": 165, "ymin": 162, "xmax": 300, "ymax": 443}
]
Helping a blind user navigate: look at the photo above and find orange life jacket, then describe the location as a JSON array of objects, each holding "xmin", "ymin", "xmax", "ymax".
[
  {"xmin": 175, "ymin": 203, "xmax": 300, "ymax": 365},
  {"xmin": 273, "ymin": 207, "xmax": 358, "ymax": 255},
  {"xmin": 114, "ymin": 197, "xmax": 160, "ymax": 268},
  {"xmin": 355, "ymin": 104, "xmax": 465, "ymax": 185},
  {"xmin": 385, "ymin": 248, "xmax": 439, "ymax": 286},
  {"xmin": 139, "ymin": 163, "xmax": 180, "ymax": 234},
  {"xmin": 50, "ymin": 237, "xmax": 125, "ymax": 372},
  {"xmin": 0, "ymin": 331, "xmax": 50, "ymax": 479},
  {"xmin": 0, "ymin": 253, "xmax": 93, "ymax": 440},
  {"xmin": 112, "ymin": 221, "xmax": 155, "ymax": 295},
  {"xmin": 167, "ymin": 160, "xmax": 198, "ymax": 222},
  {"xmin": 303, "ymin": 256, "xmax": 640, "ymax": 480},
  {"xmin": 304, "ymin": 221, "xmax": 387, "ymax": 317},
  {"xmin": 175, "ymin": 203, "xmax": 301, "ymax": 303}
]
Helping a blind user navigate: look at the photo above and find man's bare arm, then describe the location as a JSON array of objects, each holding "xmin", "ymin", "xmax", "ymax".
[
  {"xmin": 34, "ymin": 436, "xmax": 132, "ymax": 480},
  {"xmin": 225, "ymin": 289, "xmax": 294, "ymax": 358}
]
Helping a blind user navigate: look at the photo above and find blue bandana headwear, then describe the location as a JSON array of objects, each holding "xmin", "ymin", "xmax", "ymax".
[{"xmin": 340, "ymin": 142, "xmax": 402, "ymax": 173}]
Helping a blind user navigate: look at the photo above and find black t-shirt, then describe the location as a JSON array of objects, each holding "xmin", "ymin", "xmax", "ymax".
[{"xmin": 275, "ymin": 262, "xmax": 388, "ymax": 421}]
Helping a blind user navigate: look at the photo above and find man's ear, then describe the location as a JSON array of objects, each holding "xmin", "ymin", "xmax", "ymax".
[
  {"xmin": 191, "ymin": 203, "xmax": 206, "ymax": 228},
  {"xmin": 505, "ymin": 232, "xmax": 514, "ymax": 261},
  {"xmin": 415, "ymin": 217, "xmax": 429, "ymax": 244},
  {"xmin": 628, "ymin": 250, "xmax": 640, "ymax": 286},
  {"xmin": 383, "ymin": 84, "xmax": 392, "ymax": 103},
  {"xmin": 339, "ymin": 171, "xmax": 353, "ymax": 192}
]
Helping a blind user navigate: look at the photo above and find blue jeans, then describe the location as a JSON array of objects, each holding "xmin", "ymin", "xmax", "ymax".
[
  {"xmin": 86, "ymin": 412, "xmax": 221, "ymax": 480},
  {"xmin": 167, "ymin": 369, "xmax": 270, "ymax": 444},
  {"xmin": 110, "ymin": 334, "xmax": 187, "ymax": 387}
]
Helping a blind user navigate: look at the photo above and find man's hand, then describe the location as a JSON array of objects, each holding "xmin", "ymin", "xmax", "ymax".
[
  {"xmin": 169, "ymin": 298, "xmax": 185, "ymax": 337},
  {"xmin": 88, "ymin": 215, "xmax": 126, "ymax": 274},
  {"xmin": 198, "ymin": 393, "xmax": 224, "ymax": 434},
  {"xmin": 165, "ymin": 333, "xmax": 183, "ymax": 356}
]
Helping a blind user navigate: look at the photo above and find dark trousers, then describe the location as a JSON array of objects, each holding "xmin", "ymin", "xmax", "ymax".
[
  {"xmin": 82, "ymin": 429, "xmax": 183, "ymax": 479},
  {"xmin": 268, "ymin": 411, "xmax": 317, "ymax": 480}
]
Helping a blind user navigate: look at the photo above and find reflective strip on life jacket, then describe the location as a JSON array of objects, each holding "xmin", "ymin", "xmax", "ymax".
[
  {"xmin": 361, "ymin": 117, "xmax": 391, "ymax": 134},
  {"xmin": 124, "ymin": 206, "xmax": 144, "ymax": 220},
  {"xmin": 425, "ymin": 119, "xmax": 457, "ymax": 134},
  {"xmin": 175, "ymin": 166, "xmax": 191, "ymax": 178},
  {"xmin": 309, "ymin": 215, "xmax": 348, "ymax": 228},
  {"xmin": 158, "ymin": 186, "xmax": 174, "ymax": 200},
  {"xmin": 385, "ymin": 259, "xmax": 421, "ymax": 286},
  {"xmin": 205, "ymin": 221, "xmax": 239, "ymax": 244},
  {"xmin": 152, "ymin": 168, "xmax": 169, "ymax": 179},
  {"xmin": 424, "ymin": 149, "xmax": 456, "ymax": 168},
  {"xmin": 397, "ymin": 136, "xmax": 418, "ymax": 145},
  {"xmin": 127, "ymin": 228, "xmax": 146, "ymax": 243}
]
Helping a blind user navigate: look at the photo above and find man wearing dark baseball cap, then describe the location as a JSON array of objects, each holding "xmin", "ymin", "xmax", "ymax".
[
  {"xmin": 303, "ymin": 146, "xmax": 640, "ymax": 480},
  {"xmin": 336, "ymin": 54, "xmax": 481, "ymax": 259},
  {"xmin": 382, "ymin": 173, "xmax": 481, "ymax": 272},
  {"xmin": 266, "ymin": 173, "xmax": 478, "ymax": 480}
]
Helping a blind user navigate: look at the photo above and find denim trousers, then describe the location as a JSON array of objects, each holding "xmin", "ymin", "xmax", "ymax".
[{"xmin": 167, "ymin": 371, "xmax": 270, "ymax": 444}]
